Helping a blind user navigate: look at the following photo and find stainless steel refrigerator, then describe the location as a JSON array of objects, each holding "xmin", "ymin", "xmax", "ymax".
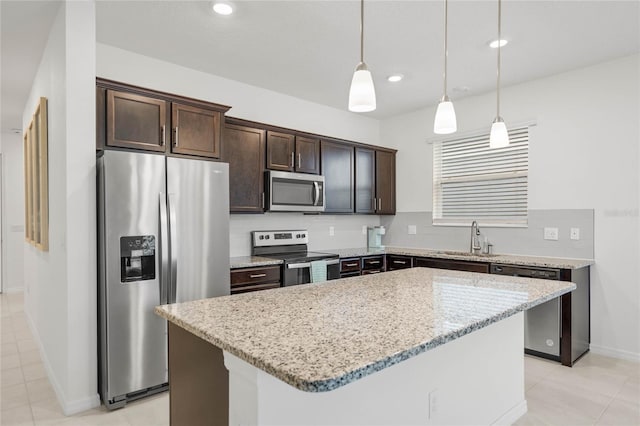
[{"xmin": 97, "ymin": 150, "xmax": 230, "ymax": 409}]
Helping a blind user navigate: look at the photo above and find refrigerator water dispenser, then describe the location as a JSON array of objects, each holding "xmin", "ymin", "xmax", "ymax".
[{"xmin": 120, "ymin": 236, "xmax": 156, "ymax": 282}]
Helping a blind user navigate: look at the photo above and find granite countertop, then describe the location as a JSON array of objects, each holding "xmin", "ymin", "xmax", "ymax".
[
  {"xmin": 326, "ymin": 247, "xmax": 594, "ymax": 269},
  {"xmin": 156, "ymin": 268, "xmax": 575, "ymax": 393},
  {"xmin": 230, "ymin": 256, "xmax": 283, "ymax": 269}
]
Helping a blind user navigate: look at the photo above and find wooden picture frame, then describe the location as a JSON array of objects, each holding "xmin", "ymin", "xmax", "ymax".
[{"xmin": 24, "ymin": 97, "xmax": 49, "ymax": 251}]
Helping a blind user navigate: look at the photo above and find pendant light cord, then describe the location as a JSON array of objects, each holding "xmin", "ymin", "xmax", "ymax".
[
  {"xmin": 360, "ymin": 0, "xmax": 364, "ymax": 63},
  {"xmin": 497, "ymin": 0, "xmax": 502, "ymax": 117},
  {"xmin": 443, "ymin": 0, "xmax": 448, "ymax": 96}
]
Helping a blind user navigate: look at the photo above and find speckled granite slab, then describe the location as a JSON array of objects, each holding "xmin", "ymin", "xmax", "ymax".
[
  {"xmin": 230, "ymin": 256, "xmax": 283, "ymax": 269},
  {"xmin": 327, "ymin": 247, "xmax": 593, "ymax": 269},
  {"xmin": 155, "ymin": 268, "xmax": 575, "ymax": 393}
]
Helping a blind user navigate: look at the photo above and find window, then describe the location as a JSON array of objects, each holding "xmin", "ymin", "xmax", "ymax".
[{"xmin": 432, "ymin": 125, "xmax": 529, "ymax": 226}]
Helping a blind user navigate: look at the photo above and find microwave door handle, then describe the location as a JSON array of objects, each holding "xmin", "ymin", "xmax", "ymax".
[{"xmin": 313, "ymin": 181, "xmax": 320, "ymax": 206}]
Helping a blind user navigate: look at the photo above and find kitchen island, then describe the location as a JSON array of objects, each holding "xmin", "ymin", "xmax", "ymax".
[{"xmin": 156, "ymin": 268, "xmax": 575, "ymax": 425}]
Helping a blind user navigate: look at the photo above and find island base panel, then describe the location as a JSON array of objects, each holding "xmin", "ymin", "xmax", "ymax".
[
  {"xmin": 224, "ymin": 312, "xmax": 527, "ymax": 426},
  {"xmin": 168, "ymin": 322, "xmax": 228, "ymax": 426}
]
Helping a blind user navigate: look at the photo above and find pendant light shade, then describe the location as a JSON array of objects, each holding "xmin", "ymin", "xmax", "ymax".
[
  {"xmin": 489, "ymin": 0, "xmax": 509, "ymax": 147},
  {"xmin": 434, "ymin": 96, "xmax": 457, "ymax": 134},
  {"xmin": 434, "ymin": 0, "xmax": 457, "ymax": 134},
  {"xmin": 348, "ymin": 0, "xmax": 376, "ymax": 112},
  {"xmin": 489, "ymin": 117, "xmax": 509, "ymax": 148},
  {"xmin": 349, "ymin": 62, "xmax": 376, "ymax": 112}
]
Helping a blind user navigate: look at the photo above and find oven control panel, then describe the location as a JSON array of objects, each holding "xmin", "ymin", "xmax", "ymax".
[{"xmin": 252, "ymin": 230, "xmax": 309, "ymax": 247}]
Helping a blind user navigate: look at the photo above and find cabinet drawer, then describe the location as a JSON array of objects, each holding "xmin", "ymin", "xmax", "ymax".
[
  {"xmin": 231, "ymin": 266, "xmax": 281, "ymax": 286},
  {"xmin": 414, "ymin": 257, "xmax": 489, "ymax": 274},
  {"xmin": 230, "ymin": 282, "xmax": 280, "ymax": 295},
  {"xmin": 340, "ymin": 258, "xmax": 361, "ymax": 273},
  {"xmin": 386, "ymin": 255, "xmax": 413, "ymax": 270},
  {"xmin": 361, "ymin": 269, "xmax": 383, "ymax": 275},
  {"xmin": 362, "ymin": 255, "xmax": 384, "ymax": 270}
]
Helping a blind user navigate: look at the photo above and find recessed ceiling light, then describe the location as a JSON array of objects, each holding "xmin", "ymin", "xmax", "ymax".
[
  {"xmin": 387, "ymin": 74, "xmax": 404, "ymax": 83},
  {"xmin": 213, "ymin": 2, "xmax": 233, "ymax": 15},
  {"xmin": 489, "ymin": 39, "xmax": 508, "ymax": 48}
]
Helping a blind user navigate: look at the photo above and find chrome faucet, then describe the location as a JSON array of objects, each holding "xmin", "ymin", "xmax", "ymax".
[{"xmin": 470, "ymin": 220, "xmax": 481, "ymax": 254}]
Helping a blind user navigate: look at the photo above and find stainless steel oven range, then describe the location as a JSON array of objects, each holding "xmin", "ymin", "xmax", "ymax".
[{"xmin": 251, "ymin": 230, "xmax": 339, "ymax": 286}]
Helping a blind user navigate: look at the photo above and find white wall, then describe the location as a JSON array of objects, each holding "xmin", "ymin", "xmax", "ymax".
[
  {"xmin": 22, "ymin": 1, "xmax": 98, "ymax": 414},
  {"xmin": 381, "ymin": 54, "xmax": 640, "ymax": 360},
  {"xmin": 97, "ymin": 44, "xmax": 381, "ymax": 146},
  {"xmin": 1, "ymin": 132, "xmax": 25, "ymax": 292}
]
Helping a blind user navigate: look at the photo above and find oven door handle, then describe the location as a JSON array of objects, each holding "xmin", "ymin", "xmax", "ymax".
[{"xmin": 287, "ymin": 259, "xmax": 339, "ymax": 269}]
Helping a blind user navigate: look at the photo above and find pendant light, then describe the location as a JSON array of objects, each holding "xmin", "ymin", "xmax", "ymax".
[
  {"xmin": 433, "ymin": 0, "xmax": 457, "ymax": 134},
  {"xmin": 348, "ymin": 0, "xmax": 376, "ymax": 112},
  {"xmin": 489, "ymin": 0, "xmax": 509, "ymax": 148}
]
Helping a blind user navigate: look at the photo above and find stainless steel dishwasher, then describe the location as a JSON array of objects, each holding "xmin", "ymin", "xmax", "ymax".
[{"xmin": 490, "ymin": 264, "xmax": 562, "ymax": 359}]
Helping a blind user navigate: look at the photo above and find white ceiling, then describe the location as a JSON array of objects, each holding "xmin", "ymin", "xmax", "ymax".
[{"xmin": 2, "ymin": 1, "xmax": 639, "ymax": 131}]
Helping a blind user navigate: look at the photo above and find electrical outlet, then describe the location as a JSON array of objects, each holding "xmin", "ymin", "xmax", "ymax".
[
  {"xmin": 544, "ymin": 227, "xmax": 559, "ymax": 241},
  {"xmin": 570, "ymin": 228, "xmax": 580, "ymax": 240},
  {"xmin": 408, "ymin": 225, "xmax": 417, "ymax": 235},
  {"xmin": 362, "ymin": 225, "xmax": 367, "ymax": 235},
  {"xmin": 329, "ymin": 226, "xmax": 335, "ymax": 236}
]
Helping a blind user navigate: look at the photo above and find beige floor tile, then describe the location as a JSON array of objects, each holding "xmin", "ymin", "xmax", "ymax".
[
  {"xmin": 0, "ymin": 383, "xmax": 30, "ymax": 411},
  {"xmin": 22, "ymin": 363, "xmax": 47, "ymax": 383},
  {"xmin": 596, "ymin": 399, "xmax": 640, "ymax": 425},
  {"xmin": 20, "ymin": 350, "xmax": 42, "ymax": 367},
  {"xmin": 615, "ymin": 376, "xmax": 640, "ymax": 405},
  {"xmin": 526, "ymin": 379, "xmax": 612, "ymax": 421},
  {"xmin": 1, "ymin": 321, "xmax": 15, "ymax": 335},
  {"xmin": 1, "ymin": 367, "xmax": 25, "ymax": 389},
  {"xmin": 17, "ymin": 340, "xmax": 38, "ymax": 354},
  {"xmin": 2, "ymin": 332, "xmax": 17, "ymax": 344},
  {"xmin": 2, "ymin": 353, "xmax": 22, "ymax": 370},
  {"xmin": 14, "ymin": 328, "xmax": 34, "ymax": 342},
  {"xmin": 523, "ymin": 355, "xmax": 560, "ymax": 379},
  {"xmin": 60, "ymin": 407, "xmax": 130, "ymax": 426},
  {"xmin": 1, "ymin": 342, "xmax": 19, "ymax": 357},
  {"xmin": 26, "ymin": 379, "xmax": 55, "ymax": 404},
  {"xmin": 579, "ymin": 353, "xmax": 640, "ymax": 378},
  {"xmin": 119, "ymin": 393, "xmax": 169, "ymax": 426},
  {"xmin": 547, "ymin": 361, "xmax": 629, "ymax": 398},
  {"xmin": 29, "ymin": 397, "xmax": 65, "ymax": 425},
  {"xmin": 0, "ymin": 403, "xmax": 34, "ymax": 426}
]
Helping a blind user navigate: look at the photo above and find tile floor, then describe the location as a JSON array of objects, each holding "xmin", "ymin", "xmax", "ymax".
[{"xmin": 1, "ymin": 291, "xmax": 639, "ymax": 425}]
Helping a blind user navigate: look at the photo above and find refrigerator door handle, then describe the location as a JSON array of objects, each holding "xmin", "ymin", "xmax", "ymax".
[
  {"xmin": 168, "ymin": 193, "xmax": 178, "ymax": 303},
  {"xmin": 159, "ymin": 193, "xmax": 169, "ymax": 305}
]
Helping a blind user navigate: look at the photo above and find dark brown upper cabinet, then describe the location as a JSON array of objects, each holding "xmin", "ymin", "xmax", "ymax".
[
  {"xmin": 375, "ymin": 150, "xmax": 396, "ymax": 215},
  {"xmin": 266, "ymin": 131, "xmax": 320, "ymax": 174},
  {"xmin": 294, "ymin": 136, "xmax": 320, "ymax": 174},
  {"xmin": 223, "ymin": 123, "xmax": 266, "ymax": 213},
  {"xmin": 171, "ymin": 103, "xmax": 222, "ymax": 158},
  {"xmin": 266, "ymin": 131, "xmax": 295, "ymax": 171},
  {"xmin": 355, "ymin": 148, "xmax": 376, "ymax": 213},
  {"xmin": 320, "ymin": 140, "xmax": 354, "ymax": 213},
  {"xmin": 106, "ymin": 90, "xmax": 168, "ymax": 152}
]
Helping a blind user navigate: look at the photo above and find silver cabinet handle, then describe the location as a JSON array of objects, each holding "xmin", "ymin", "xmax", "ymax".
[
  {"xmin": 368, "ymin": 260, "xmax": 381, "ymax": 265},
  {"xmin": 297, "ymin": 153, "xmax": 302, "ymax": 169},
  {"xmin": 161, "ymin": 125, "xmax": 166, "ymax": 146},
  {"xmin": 345, "ymin": 263, "xmax": 359, "ymax": 267},
  {"xmin": 394, "ymin": 260, "xmax": 406, "ymax": 265},
  {"xmin": 168, "ymin": 193, "xmax": 178, "ymax": 303},
  {"xmin": 250, "ymin": 273, "xmax": 267, "ymax": 278},
  {"xmin": 262, "ymin": 192, "xmax": 265, "ymax": 209},
  {"xmin": 378, "ymin": 198, "xmax": 382, "ymax": 211},
  {"xmin": 290, "ymin": 152, "xmax": 294, "ymax": 168},
  {"xmin": 159, "ymin": 193, "xmax": 169, "ymax": 304},
  {"xmin": 174, "ymin": 127, "xmax": 179, "ymax": 147}
]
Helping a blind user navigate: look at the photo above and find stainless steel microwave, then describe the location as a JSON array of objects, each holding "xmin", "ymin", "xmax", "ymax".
[{"xmin": 265, "ymin": 171, "xmax": 325, "ymax": 212}]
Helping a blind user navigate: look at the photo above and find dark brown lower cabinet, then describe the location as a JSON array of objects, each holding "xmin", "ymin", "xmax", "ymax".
[
  {"xmin": 413, "ymin": 257, "xmax": 490, "ymax": 273},
  {"xmin": 230, "ymin": 265, "xmax": 281, "ymax": 294},
  {"xmin": 362, "ymin": 255, "xmax": 385, "ymax": 274},
  {"xmin": 340, "ymin": 258, "xmax": 361, "ymax": 278},
  {"xmin": 386, "ymin": 255, "xmax": 413, "ymax": 271},
  {"xmin": 223, "ymin": 123, "xmax": 265, "ymax": 213}
]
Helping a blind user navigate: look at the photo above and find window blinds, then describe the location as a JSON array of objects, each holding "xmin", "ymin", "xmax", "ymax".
[{"xmin": 433, "ymin": 126, "xmax": 529, "ymax": 226}]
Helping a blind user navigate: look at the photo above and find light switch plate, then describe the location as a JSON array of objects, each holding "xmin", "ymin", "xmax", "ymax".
[
  {"xmin": 544, "ymin": 227, "xmax": 559, "ymax": 240},
  {"xmin": 570, "ymin": 228, "xmax": 580, "ymax": 240},
  {"xmin": 408, "ymin": 225, "xmax": 417, "ymax": 235},
  {"xmin": 329, "ymin": 226, "xmax": 335, "ymax": 236},
  {"xmin": 362, "ymin": 225, "xmax": 367, "ymax": 235}
]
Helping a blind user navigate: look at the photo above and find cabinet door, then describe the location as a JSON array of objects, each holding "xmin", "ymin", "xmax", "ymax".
[
  {"xmin": 355, "ymin": 148, "xmax": 375, "ymax": 213},
  {"xmin": 386, "ymin": 255, "xmax": 413, "ymax": 270},
  {"xmin": 171, "ymin": 103, "xmax": 221, "ymax": 158},
  {"xmin": 414, "ymin": 257, "xmax": 489, "ymax": 273},
  {"xmin": 266, "ymin": 131, "xmax": 295, "ymax": 171},
  {"xmin": 375, "ymin": 150, "xmax": 396, "ymax": 215},
  {"xmin": 321, "ymin": 141, "xmax": 354, "ymax": 213},
  {"xmin": 223, "ymin": 124, "xmax": 265, "ymax": 212},
  {"xmin": 295, "ymin": 136, "xmax": 320, "ymax": 174},
  {"xmin": 106, "ymin": 90, "xmax": 167, "ymax": 152}
]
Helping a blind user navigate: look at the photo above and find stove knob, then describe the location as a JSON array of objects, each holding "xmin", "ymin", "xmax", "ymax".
[
  {"xmin": 296, "ymin": 234, "xmax": 301, "ymax": 238},
  {"xmin": 265, "ymin": 235, "xmax": 270, "ymax": 240},
  {"xmin": 301, "ymin": 233, "xmax": 306, "ymax": 238},
  {"xmin": 259, "ymin": 235, "xmax": 264, "ymax": 240}
]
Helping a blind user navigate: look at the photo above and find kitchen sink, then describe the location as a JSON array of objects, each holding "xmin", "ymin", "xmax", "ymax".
[{"xmin": 435, "ymin": 250, "xmax": 499, "ymax": 258}]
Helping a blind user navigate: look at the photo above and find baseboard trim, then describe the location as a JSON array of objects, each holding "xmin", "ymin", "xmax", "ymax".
[
  {"xmin": 492, "ymin": 400, "xmax": 528, "ymax": 426},
  {"xmin": 24, "ymin": 308, "xmax": 100, "ymax": 415},
  {"xmin": 590, "ymin": 344, "xmax": 640, "ymax": 363}
]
